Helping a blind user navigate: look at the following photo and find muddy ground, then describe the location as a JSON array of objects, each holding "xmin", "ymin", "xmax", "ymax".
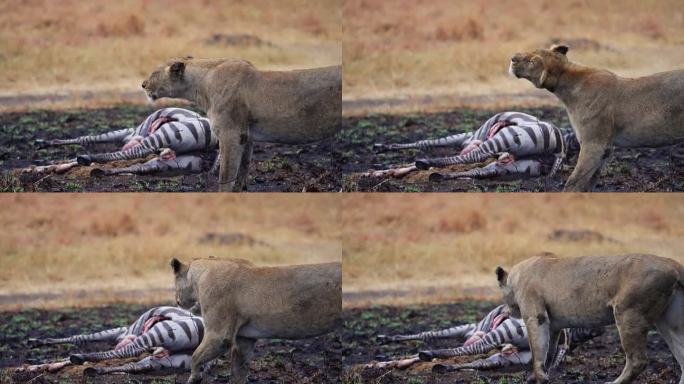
[
  {"xmin": 1, "ymin": 303, "xmax": 342, "ymax": 384},
  {"xmin": 342, "ymin": 301, "xmax": 680, "ymax": 384},
  {"xmin": 0, "ymin": 105, "xmax": 340, "ymax": 192},
  {"xmin": 340, "ymin": 107, "xmax": 684, "ymax": 192}
]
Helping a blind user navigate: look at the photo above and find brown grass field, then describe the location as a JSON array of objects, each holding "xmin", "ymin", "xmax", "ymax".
[
  {"xmin": 342, "ymin": 0, "xmax": 684, "ymax": 113},
  {"xmin": 0, "ymin": 0, "xmax": 341, "ymax": 111},
  {"xmin": 0, "ymin": 194, "xmax": 341, "ymax": 310},
  {"xmin": 341, "ymin": 194, "xmax": 684, "ymax": 307}
]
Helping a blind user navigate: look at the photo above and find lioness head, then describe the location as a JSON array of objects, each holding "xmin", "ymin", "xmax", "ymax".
[
  {"xmin": 509, "ymin": 45, "xmax": 569, "ymax": 90},
  {"xmin": 495, "ymin": 266, "xmax": 521, "ymax": 318},
  {"xmin": 170, "ymin": 257, "xmax": 197, "ymax": 309},
  {"xmin": 142, "ymin": 57, "xmax": 193, "ymax": 102}
]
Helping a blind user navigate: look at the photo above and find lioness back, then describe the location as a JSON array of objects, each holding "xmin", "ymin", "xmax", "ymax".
[
  {"xmin": 246, "ymin": 65, "xmax": 342, "ymax": 144},
  {"xmin": 197, "ymin": 260, "xmax": 341, "ymax": 339},
  {"xmin": 512, "ymin": 254, "xmax": 682, "ymax": 329},
  {"xmin": 614, "ymin": 69, "xmax": 684, "ymax": 147}
]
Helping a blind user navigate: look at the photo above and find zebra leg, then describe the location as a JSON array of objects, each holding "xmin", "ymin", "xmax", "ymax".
[
  {"xmin": 76, "ymin": 145, "xmax": 155, "ymax": 165},
  {"xmin": 83, "ymin": 352, "xmax": 193, "ymax": 376},
  {"xmin": 70, "ymin": 344, "xmax": 148, "ymax": 364},
  {"xmin": 29, "ymin": 327, "xmax": 128, "ymax": 346},
  {"xmin": 430, "ymin": 158, "xmax": 544, "ymax": 182},
  {"xmin": 18, "ymin": 358, "xmax": 72, "ymax": 373},
  {"xmin": 433, "ymin": 349, "xmax": 533, "ymax": 373},
  {"xmin": 365, "ymin": 355, "xmax": 420, "ymax": 370},
  {"xmin": 418, "ymin": 337, "xmax": 497, "ymax": 361},
  {"xmin": 90, "ymin": 155, "xmax": 203, "ymax": 177},
  {"xmin": 378, "ymin": 323, "xmax": 476, "ymax": 343},
  {"xmin": 231, "ymin": 337, "xmax": 257, "ymax": 384},
  {"xmin": 374, "ymin": 132, "xmax": 472, "ymax": 152},
  {"xmin": 415, "ymin": 142, "xmax": 495, "ymax": 170},
  {"xmin": 35, "ymin": 128, "xmax": 134, "ymax": 149},
  {"xmin": 361, "ymin": 164, "xmax": 417, "ymax": 178},
  {"xmin": 548, "ymin": 330, "xmax": 570, "ymax": 374}
]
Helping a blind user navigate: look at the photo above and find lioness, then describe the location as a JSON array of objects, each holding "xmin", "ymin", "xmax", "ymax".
[
  {"xmin": 142, "ymin": 58, "xmax": 342, "ymax": 191},
  {"xmin": 496, "ymin": 253, "xmax": 684, "ymax": 384},
  {"xmin": 509, "ymin": 45, "xmax": 684, "ymax": 191},
  {"xmin": 170, "ymin": 257, "xmax": 341, "ymax": 384}
]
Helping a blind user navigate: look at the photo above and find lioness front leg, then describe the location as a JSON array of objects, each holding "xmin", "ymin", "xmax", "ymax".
[
  {"xmin": 564, "ymin": 141, "xmax": 612, "ymax": 192},
  {"xmin": 230, "ymin": 336, "xmax": 257, "ymax": 384}
]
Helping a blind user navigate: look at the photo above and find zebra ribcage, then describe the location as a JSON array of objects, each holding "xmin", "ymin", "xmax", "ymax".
[
  {"xmin": 473, "ymin": 304, "xmax": 507, "ymax": 333},
  {"xmin": 75, "ymin": 317, "xmax": 203, "ymax": 362},
  {"xmin": 425, "ymin": 124, "xmax": 564, "ymax": 168},
  {"xmin": 85, "ymin": 120, "xmax": 214, "ymax": 164},
  {"xmin": 36, "ymin": 327, "xmax": 128, "ymax": 345},
  {"xmin": 430, "ymin": 319, "xmax": 527, "ymax": 358},
  {"xmin": 127, "ymin": 306, "xmax": 196, "ymax": 336}
]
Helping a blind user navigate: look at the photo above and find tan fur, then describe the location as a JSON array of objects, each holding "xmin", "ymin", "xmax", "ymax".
[
  {"xmin": 143, "ymin": 58, "xmax": 341, "ymax": 191},
  {"xmin": 509, "ymin": 45, "xmax": 684, "ymax": 191},
  {"xmin": 171, "ymin": 257, "xmax": 341, "ymax": 384},
  {"xmin": 497, "ymin": 253, "xmax": 684, "ymax": 384}
]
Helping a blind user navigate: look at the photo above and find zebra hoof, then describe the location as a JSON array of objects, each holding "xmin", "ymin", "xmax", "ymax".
[
  {"xmin": 415, "ymin": 159, "xmax": 431, "ymax": 170},
  {"xmin": 76, "ymin": 155, "xmax": 93, "ymax": 166},
  {"xmin": 70, "ymin": 354, "xmax": 86, "ymax": 365},
  {"xmin": 83, "ymin": 367, "xmax": 98, "ymax": 376},
  {"xmin": 428, "ymin": 172, "xmax": 445, "ymax": 182},
  {"xmin": 90, "ymin": 168, "xmax": 106, "ymax": 178},
  {"xmin": 432, "ymin": 364, "xmax": 449, "ymax": 373},
  {"xmin": 418, "ymin": 351, "xmax": 434, "ymax": 361},
  {"xmin": 373, "ymin": 144, "xmax": 388, "ymax": 153}
]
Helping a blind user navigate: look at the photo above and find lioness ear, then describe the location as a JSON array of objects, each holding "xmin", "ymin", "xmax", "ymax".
[
  {"xmin": 169, "ymin": 61, "xmax": 185, "ymax": 79},
  {"xmin": 170, "ymin": 257, "xmax": 184, "ymax": 275},
  {"xmin": 550, "ymin": 44, "xmax": 569, "ymax": 55},
  {"xmin": 495, "ymin": 266, "xmax": 508, "ymax": 287}
]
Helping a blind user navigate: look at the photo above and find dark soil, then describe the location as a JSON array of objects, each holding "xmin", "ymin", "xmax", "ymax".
[
  {"xmin": 0, "ymin": 105, "xmax": 340, "ymax": 192},
  {"xmin": 339, "ymin": 107, "xmax": 684, "ymax": 192},
  {"xmin": 342, "ymin": 301, "xmax": 681, "ymax": 384},
  {"xmin": 1, "ymin": 303, "xmax": 342, "ymax": 383}
]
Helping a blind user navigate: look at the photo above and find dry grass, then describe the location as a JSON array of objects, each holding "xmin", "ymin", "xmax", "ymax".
[
  {"xmin": 0, "ymin": 0, "xmax": 341, "ymax": 111},
  {"xmin": 341, "ymin": 194, "xmax": 684, "ymax": 307},
  {"xmin": 343, "ymin": 0, "xmax": 684, "ymax": 109},
  {"xmin": 0, "ymin": 194, "xmax": 341, "ymax": 310}
]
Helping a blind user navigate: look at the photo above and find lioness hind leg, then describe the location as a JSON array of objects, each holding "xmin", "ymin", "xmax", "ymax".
[
  {"xmin": 611, "ymin": 309, "xmax": 650, "ymax": 384},
  {"xmin": 235, "ymin": 139, "xmax": 253, "ymax": 192},
  {"xmin": 655, "ymin": 289, "xmax": 684, "ymax": 384},
  {"xmin": 521, "ymin": 307, "xmax": 551, "ymax": 383},
  {"xmin": 230, "ymin": 336, "xmax": 256, "ymax": 384}
]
